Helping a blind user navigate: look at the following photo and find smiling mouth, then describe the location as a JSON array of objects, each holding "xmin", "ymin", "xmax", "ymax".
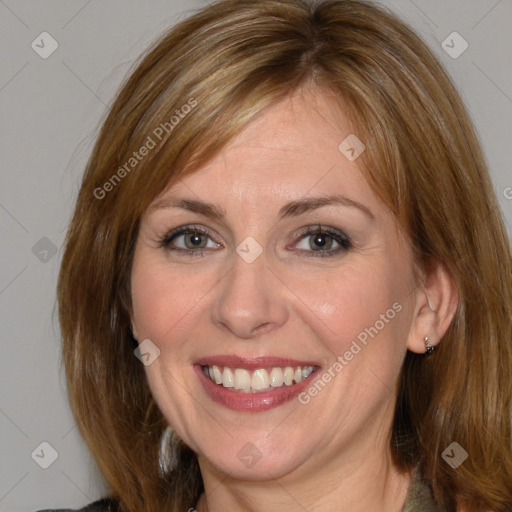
[{"xmin": 201, "ymin": 364, "xmax": 316, "ymax": 393}]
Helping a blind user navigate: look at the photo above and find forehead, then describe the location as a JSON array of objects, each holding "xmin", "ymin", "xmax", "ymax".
[{"xmin": 156, "ymin": 89, "xmax": 379, "ymax": 215}]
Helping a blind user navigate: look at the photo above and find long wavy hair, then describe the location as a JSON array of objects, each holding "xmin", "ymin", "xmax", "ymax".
[{"xmin": 57, "ymin": 0, "xmax": 512, "ymax": 510}]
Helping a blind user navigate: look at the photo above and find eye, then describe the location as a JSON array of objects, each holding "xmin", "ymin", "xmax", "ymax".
[
  {"xmin": 159, "ymin": 225, "xmax": 221, "ymax": 256},
  {"xmin": 293, "ymin": 225, "xmax": 352, "ymax": 257},
  {"xmin": 158, "ymin": 224, "xmax": 351, "ymax": 258}
]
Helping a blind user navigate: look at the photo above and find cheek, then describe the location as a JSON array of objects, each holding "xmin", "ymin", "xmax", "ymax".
[
  {"xmin": 129, "ymin": 251, "xmax": 211, "ymax": 422},
  {"xmin": 130, "ymin": 265, "xmax": 169, "ymax": 338},
  {"xmin": 289, "ymin": 258, "xmax": 411, "ymax": 356},
  {"xmin": 130, "ymin": 250, "xmax": 213, "ymax": 343}
]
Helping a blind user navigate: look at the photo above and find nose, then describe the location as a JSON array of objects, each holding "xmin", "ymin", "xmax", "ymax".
[{"xmin": 210, "ymin": 251, "xmax": 289, "ymax": 339}]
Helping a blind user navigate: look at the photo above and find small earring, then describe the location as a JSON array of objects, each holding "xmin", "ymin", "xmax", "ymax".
[{"xmin": 424, "ymin": 336, "xmax": 435, "ymax": 355}]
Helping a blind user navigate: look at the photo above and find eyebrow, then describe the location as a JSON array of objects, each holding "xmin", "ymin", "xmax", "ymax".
[{"xmin": 151, "ymin": 195, "xmax": 375, "ymax": 221}]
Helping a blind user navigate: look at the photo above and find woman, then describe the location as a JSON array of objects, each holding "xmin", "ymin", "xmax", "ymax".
[{"xmin": 46, "ymin": 0, "xmax": 512, "ymax": 511}]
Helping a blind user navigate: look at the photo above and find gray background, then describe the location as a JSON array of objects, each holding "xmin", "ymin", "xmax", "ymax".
[{"xmin": 0, "ymin": 0, "xmax": 510, "ymax": 510}]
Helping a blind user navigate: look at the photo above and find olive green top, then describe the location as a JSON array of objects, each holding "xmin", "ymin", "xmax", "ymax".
[
  {"xmin": 37, "ymin": 466, "xmax": 448, "ymax": 511},
  {"xmin": 402, "ymin": 468, "xmax": 449, "ymax": 512}
]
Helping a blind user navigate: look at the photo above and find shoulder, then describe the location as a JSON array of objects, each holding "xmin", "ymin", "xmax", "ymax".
[{"xmin": 36, "ymin": 497, "xmax": 119, "ymax": 512}]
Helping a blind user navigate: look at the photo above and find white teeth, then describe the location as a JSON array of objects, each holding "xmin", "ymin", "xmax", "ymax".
[
  {"xmin": 269, "ymin": 367, "xmax": 284, "ymax": 387},
  {"xmin": 251, "ymin": 369, "xmax": 269, "ymax": 390},
  {"xmin": 283, "ymin": 367, "xmax": 294, "ymax": 386},
  {"xmin": 204, "ymin": 364, "xmax": 315, "ymax": 392},
  {"xmin": 301, "ymin": 366, "xmax": 314, "ymax": 379},
  {"xmin": 234, "ymin": 369, "xmax": 251, "ymax": 390},
  {"xmin": 222, "ymin": 367, "xmax": 234, "ymax": 388},
  {"xmin": 212, "ymin": 365, "xmax": 223, "ymax": 384}
]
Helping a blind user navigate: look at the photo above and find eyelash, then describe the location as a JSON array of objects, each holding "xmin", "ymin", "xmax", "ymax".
[{"xmin": 158, "ymin": 224, "xmax": 352, "ymax": 258}]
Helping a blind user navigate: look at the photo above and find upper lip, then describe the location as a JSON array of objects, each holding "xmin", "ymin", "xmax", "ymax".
[{"xmin": 195, "ymin": 355, "xmax": 320, "ymax": 370}]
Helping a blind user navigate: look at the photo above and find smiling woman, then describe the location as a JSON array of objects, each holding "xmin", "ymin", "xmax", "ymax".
[{"xmin": 49, "ymin": 0, "xmax": 512, "ymax": 511}]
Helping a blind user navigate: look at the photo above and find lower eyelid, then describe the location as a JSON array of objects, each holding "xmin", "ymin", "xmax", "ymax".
[{"xmin": 293, "ymin": 240, "xmax": 351, "ymax": 256}]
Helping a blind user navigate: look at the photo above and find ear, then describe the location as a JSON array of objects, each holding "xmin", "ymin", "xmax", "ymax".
[{"xmin": 407, "ymin": 260, "xmax": 459, "ymax": 354}]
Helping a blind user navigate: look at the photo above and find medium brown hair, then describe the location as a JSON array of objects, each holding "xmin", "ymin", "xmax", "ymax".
[{"xmin": 57, "ymin": 0, "xmax": 512, "ymax": 510}]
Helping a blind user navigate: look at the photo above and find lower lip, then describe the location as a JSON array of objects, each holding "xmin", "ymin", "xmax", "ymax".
[{"xmin": 194, "ymin": 365, "xmax": 319, "ymax": 412}]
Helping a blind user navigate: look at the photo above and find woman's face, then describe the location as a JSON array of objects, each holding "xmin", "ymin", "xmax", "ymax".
[{"xmin": 130, "ymin": 89, "xmax": 419, "ymax": 481}]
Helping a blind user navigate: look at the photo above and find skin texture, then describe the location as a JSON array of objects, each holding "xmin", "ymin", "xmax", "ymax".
[{"xmin": 130, "ymin": 88, "xmax": 458, "ymax": 512}]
